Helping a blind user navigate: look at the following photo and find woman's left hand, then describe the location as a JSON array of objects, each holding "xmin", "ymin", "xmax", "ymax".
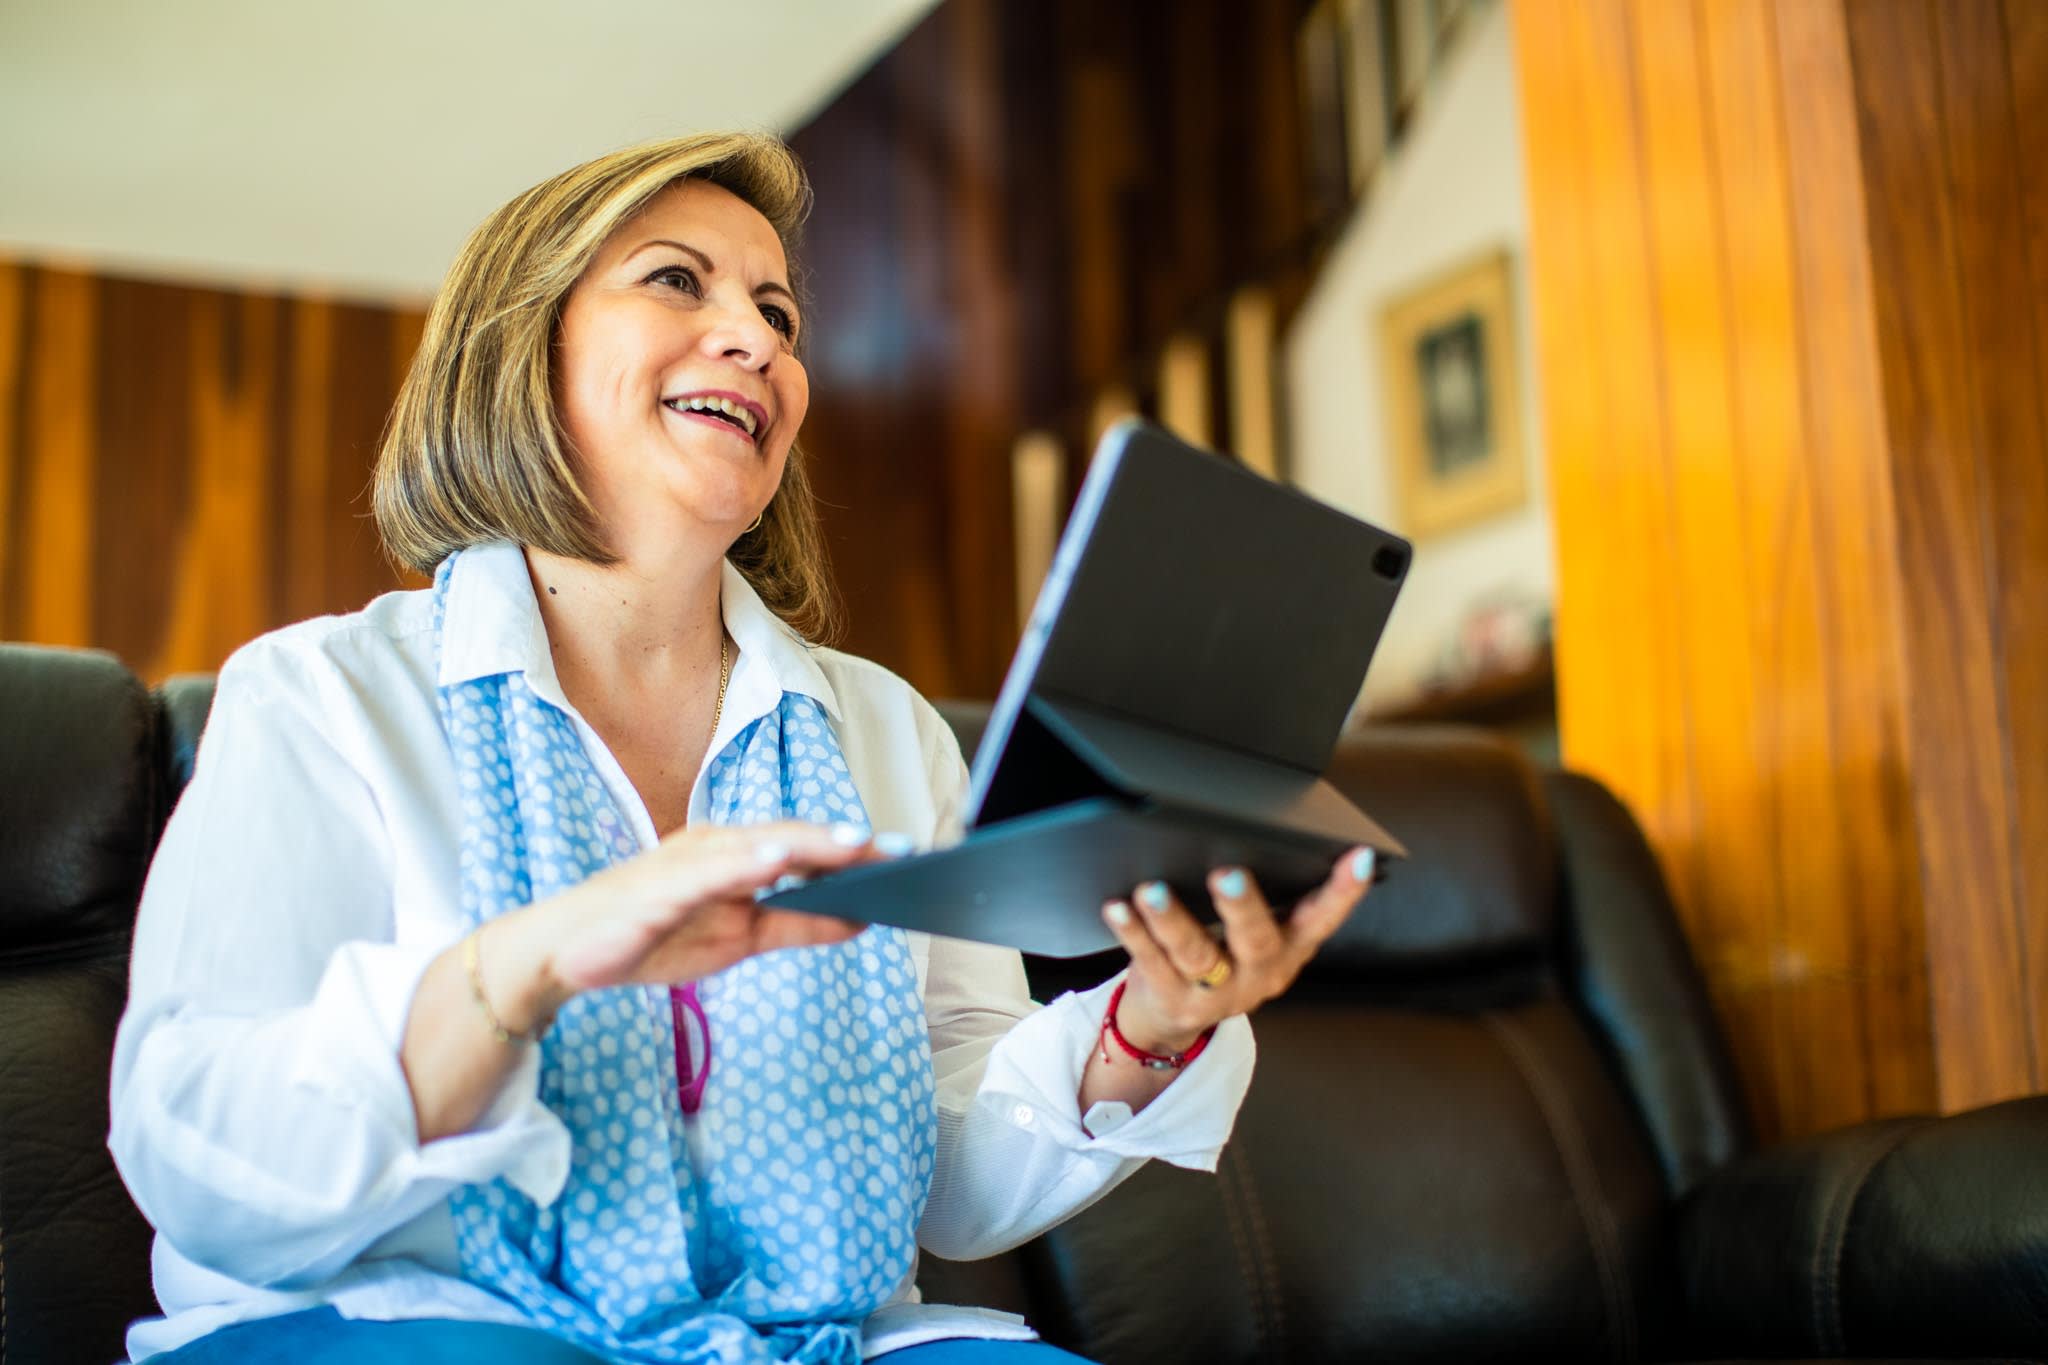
[{"xmin": 1102, "ymin": 846, "xmax": 1379, "ymax": 1054}]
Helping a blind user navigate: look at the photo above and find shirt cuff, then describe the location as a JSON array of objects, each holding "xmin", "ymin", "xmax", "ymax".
[
  {"xmin": 974, "ymin": 973, "xmax": 1254, "ymax": 1171},
  {"xmin": 285, "ymin": 936, "xmax": 572, "ymax": 1204}
]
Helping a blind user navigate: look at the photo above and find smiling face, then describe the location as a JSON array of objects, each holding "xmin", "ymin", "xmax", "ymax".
[{"xmin": 553, "ymin": 179, "xmax": 808, "ymax": 549}]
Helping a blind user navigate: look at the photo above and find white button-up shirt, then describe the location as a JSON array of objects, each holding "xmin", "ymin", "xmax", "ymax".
[{"xmin": 109, "ymin": 542, "xmax": 1253, "ymax": 1362}]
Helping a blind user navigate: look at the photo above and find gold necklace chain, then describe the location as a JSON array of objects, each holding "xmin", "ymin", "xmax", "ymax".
[{"xmin": 710, "ymin": 632, "xmax": 731, "ymax": 745}]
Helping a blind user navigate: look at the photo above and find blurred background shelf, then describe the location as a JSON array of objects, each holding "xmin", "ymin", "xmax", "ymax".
[{"xmin": 1365, "ymin": 644, "xmax": 1557, "ymax": 764}]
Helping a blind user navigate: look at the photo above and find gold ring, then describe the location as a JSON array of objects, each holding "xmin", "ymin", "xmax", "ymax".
[{"xmin": 1192, "ymin": 954, "xmax": 1234, "ymax": 990}]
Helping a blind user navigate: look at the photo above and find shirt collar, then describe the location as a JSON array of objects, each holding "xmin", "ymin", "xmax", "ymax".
[
  {"xmin": 715, "ymin": 556, "xmax": 842, "ymax": 724},
  {"xmin": 434, "ymin": 542, "xmax": 841, "ymax": 724}
]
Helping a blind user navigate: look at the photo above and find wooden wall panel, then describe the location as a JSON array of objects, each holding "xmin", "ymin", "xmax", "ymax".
[
  {"xmin": 0, "ymin": 262, "xmax": 423, "ymax": 680},
  {"xmin": 1697, "ymin": 0, "xmax": 1872, "ymax": 1134},
  {"xmin": 1946, "ymin": 0, "xmax": 2048, "ymax": 1092},
  {"xmin": 148, "ymin": 293, "xmax": 281, "ymax": 679},
  {"xmin": 932, "ymin": 0, "xmax": 1021, "ymax": 702},
  {"xmin": 282, "ymin": 299, "xmax": 336, "ymax": 626},
  {"xmin": 1631, "ymin": 0, "xmax": 1770, "ymax": 1018},
  {"xmin": 17, "ymin": 270, "xmax": 99, "ymax": 647},
  {"xmin": 789, "ymin": 13, "xmax": 969, "ymax": 698},
  {"xmin": 1518, "ymin": 0, "xmax": 2044, "ymax": 1136},
  {"xmin": 789, "ymin": 0, "xmax": 1315, "ymax": 698},
  {"xmin": 6, "ymin": 0, "xmax": 1374, "ymax": 706},
  {"xmin": 1560, "ymin": 0, "xmax": 1701, "ymax": 895},
  {"xmin": 2003, "ymin": 0, "xmax": 2048, "ymax": 1099},
  {"xmin": 1637, "ymin": 0, "xmax": 1840, "ymax": 1135},
  {"xmin": 323, "ymin": 303, "xmax": 420, "ymax": 609},
  {"xmin": 92, "ymin": 277, "xmax": 196, "ymax": 665},
  {"xmin": 1772, "ymin": 0, "xmax": 1934, "ymax": 1122},
  {"xmin": 0, "ymin": 267, "xmax": 24, "ymax": 618},
  {"xmin": 1846, "ymin": 0, "xmax": 2041, "ymax": 1105}
]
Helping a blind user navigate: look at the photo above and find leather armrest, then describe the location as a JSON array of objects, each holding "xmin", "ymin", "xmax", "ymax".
[{"xmin": 1675, "ymin": 1096, "xmax": 2048, "ymax": 1359}]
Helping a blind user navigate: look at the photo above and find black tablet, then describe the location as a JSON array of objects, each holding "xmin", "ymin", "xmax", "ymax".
[{"xmin": 764, "ymin": 418, "xmax": 1410, "ymax": 957}]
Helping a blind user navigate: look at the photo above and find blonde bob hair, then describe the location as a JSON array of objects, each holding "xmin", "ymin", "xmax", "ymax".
[{"xmin": 373, "ymin": 131, "xmax": 837, "ymax": 641}]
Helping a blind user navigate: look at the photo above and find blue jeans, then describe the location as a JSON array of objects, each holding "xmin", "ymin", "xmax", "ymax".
[{"xmin": 147, "ymin": 1307, "xmax": 1097, "ymax": 1364}]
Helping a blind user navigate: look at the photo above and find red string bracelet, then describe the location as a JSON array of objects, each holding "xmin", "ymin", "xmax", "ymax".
[{"xmin": 1100, "ymin": 981, "xmax": 1214, "ymax": 1071}]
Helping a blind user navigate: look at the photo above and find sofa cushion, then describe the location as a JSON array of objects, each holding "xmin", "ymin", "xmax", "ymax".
[
  {"xmin": 1679, "ymin": 1097, "xmax": 2048, "ymax": 1360},
  {"xmin": 1, "ymin": 956, "xmax": 160, "ymax": 1365},
  {"xmin": 0, "ymin": 643, "xmax": 158, "ymax": 957},
  {"xmin": 156, "ymin": 671, "xmax": 218, "ymax": 820},
  {"xmin": 1309, "ymin": 725, "xmax": 1556, "ymax": 978},
  {"xmin": 0, "ymin": 644, "xmax": 162, "ymax": 1365},
  {"xmin": 1548, "ymin": 771, "xmax": 1750, "ymax": 1199},
  {"xmin": 1009, "ymin": 997, "xmax": 1674, "ymax": 1364}
]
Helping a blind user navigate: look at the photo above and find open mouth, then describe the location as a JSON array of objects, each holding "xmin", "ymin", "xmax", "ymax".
[{"xmin": 664, "ymin": 394, "xmax": 761, "ymax": 441}]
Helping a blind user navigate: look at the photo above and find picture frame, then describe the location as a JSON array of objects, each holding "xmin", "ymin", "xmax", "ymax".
[{"xmin": 1376, "ymin": 249, "xmax": 1526, "ymax": 539}]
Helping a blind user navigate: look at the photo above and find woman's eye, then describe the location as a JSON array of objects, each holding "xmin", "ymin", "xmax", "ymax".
[
  {"xmin": 648, "ymin": 265, "xmax": 700, "ymax": 294},
  {"xmin": 760, "ymin": 304, "xmax": 797, "ymax": 341}
]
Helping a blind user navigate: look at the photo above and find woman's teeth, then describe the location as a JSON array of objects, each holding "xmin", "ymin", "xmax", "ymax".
[{"xmin": 667, "ymin": 395, "xmax": 758, "ymax": 438}]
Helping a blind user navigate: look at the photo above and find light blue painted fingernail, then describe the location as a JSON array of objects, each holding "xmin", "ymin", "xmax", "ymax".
[
  {"xmin": 1216, "ymin": 868, "xmax": 1248, "ymax": 900},
  {"xmin": 830, "ymin": 822, "xmax": 868, "ymax": 846},
  {"xmin": 1352, "ymin": 847, "xmax": 1377, "ymax": 882},
  {"xmin": 756, "ymin": 841, "xmax": 791, "ymax": 864},
  {"xmin": 873, "ymin": 831, "xmax": 917, "ymax": 857},
  {"xmin": 1138, "ymin": 882, "xmax": 1171, "ymax": 913},
  {"xmin": 1104, "ymin": 901, "xmax": 1133, "ymax": 926}
]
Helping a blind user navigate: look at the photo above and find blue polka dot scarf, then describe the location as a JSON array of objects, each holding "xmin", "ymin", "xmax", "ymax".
[{"xmin": 432, "ymin": 552, "xmax": 937, "ymax": 1365}]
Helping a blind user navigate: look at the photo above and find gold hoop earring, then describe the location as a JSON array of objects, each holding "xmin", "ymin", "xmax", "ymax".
[{"xmin": 745, "ymin": 510, "xmax": 764, "ymax": 535}]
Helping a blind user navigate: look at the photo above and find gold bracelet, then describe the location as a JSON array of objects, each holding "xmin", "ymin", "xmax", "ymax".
[{"xmin": 462, "ymin": 925, "xmax": 546, "ymax": 1046}]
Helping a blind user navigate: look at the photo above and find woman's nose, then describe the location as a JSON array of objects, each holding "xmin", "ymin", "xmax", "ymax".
[{"xmin": 699, "ymin": 297, "xmax": 780, "ymax": 369}]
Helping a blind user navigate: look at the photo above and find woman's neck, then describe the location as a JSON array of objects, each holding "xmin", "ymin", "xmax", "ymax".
[{"xmin": 522, "ymin": 538, "xmax": 728, "ymax": 702}]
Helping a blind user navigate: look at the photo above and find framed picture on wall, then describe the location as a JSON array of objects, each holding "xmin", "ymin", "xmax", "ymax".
[{"xmin": 1376, "ymin": 249, "xmax": 1526, "ymax": 539}]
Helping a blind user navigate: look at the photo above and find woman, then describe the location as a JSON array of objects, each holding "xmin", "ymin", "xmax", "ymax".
[{"xmin": 109, "ymin": 132, "xmax": 1375, "ymax": 1365}]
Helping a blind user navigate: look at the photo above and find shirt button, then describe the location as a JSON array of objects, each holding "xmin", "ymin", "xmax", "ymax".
[{"xmin": 1011, "ymin": 1104, "xmax": 1035, "ymax": 1128}]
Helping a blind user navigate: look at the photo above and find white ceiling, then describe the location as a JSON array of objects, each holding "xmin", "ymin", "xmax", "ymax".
[{"xmin": 0, "ymin": 0, "xmax": 941, "ymax": 301}]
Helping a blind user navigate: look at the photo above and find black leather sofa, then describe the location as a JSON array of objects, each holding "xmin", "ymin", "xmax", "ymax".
[{"xmin": 1, "ymin": 640, "xmax": 2043, "ymax": 1365}]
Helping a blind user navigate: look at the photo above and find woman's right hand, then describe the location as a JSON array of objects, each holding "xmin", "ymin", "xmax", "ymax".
[
  {"xmin": 405, "ymin": 822, "xmax": 883, "ymax": 1144},
  {"xmin": 495, "ymin": 821, "xmax": 885, "ymax": 1028}
]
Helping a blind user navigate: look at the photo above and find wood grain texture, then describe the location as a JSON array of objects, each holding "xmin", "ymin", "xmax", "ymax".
[
  {"xmin": 92, "ymin": 276, "xmax": 195, "ymax": 666},
  {"xmin": 934, "ymin": 0, "xmax": 1021, "ymax": 703},
  {"xmin": 0, "ymin": 262, "xmax": 423, "ymax": 679},
  {"xmin": 18, "ymin": 270, "xmax": 97, "ymax": 647},
  {"xmin": 0, "ymin": 266, "xmax": 22, "ymax": 618},
  {"xmin": 1634, "ymin": 0, "xmax": 1839, "ymax": 1135},
  {"xmin": 1846, "ymin": 0, "xmax": 2037, "ymax": 1109},
  {"xmin": 788, "ymin": 2, "xmax": 975, "ymax": 699},
  {"xmin": 9, "ymin": 0, "xmax": 1353, "ymax": 708},
  {"xmin": 1630, "ymin": 0, "xmax": 1761, "ymax": 979},
  {"xmin": 1518, "ymin": 0, "xmax": 2042, "ymax": 1135},
  {"xmin": 1696, "ymin": 0, "xmax": 1834, "ymax": 1134},
  {"xmin": 284, "ymin": 299, "xmax": 335, "ymax": 624},
  {"xmin": 1772, "ymin": 0, "xmax": 1934, "ymax": 1123},
  {"xmin": 1568, "ymin": 0, "xmax": 1702, "ymax": 901},
  {"xmin": 1952, "ymin": 0, "xmax": 2048, "ymax": 1098},
  {"xmin": 787, "ymin": 0, "xmax": 1316, "ymax": 698},
  {"xmin": 2003, "ymin": 0, "xmax": 2048, "ymax": 1101},
  {"xmin": 149, "ymin": 291, "xmax": 280, "ymax": 679}
]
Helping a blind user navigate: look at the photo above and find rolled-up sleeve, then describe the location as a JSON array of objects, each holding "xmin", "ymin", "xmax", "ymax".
[
  {"xmin": 108, "ymin": 646, "xmax": 569, "ymax": 1290},
  {"xmin": 910, "ymin": 712, "xmax": 1256, "ymax": 1263}
]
